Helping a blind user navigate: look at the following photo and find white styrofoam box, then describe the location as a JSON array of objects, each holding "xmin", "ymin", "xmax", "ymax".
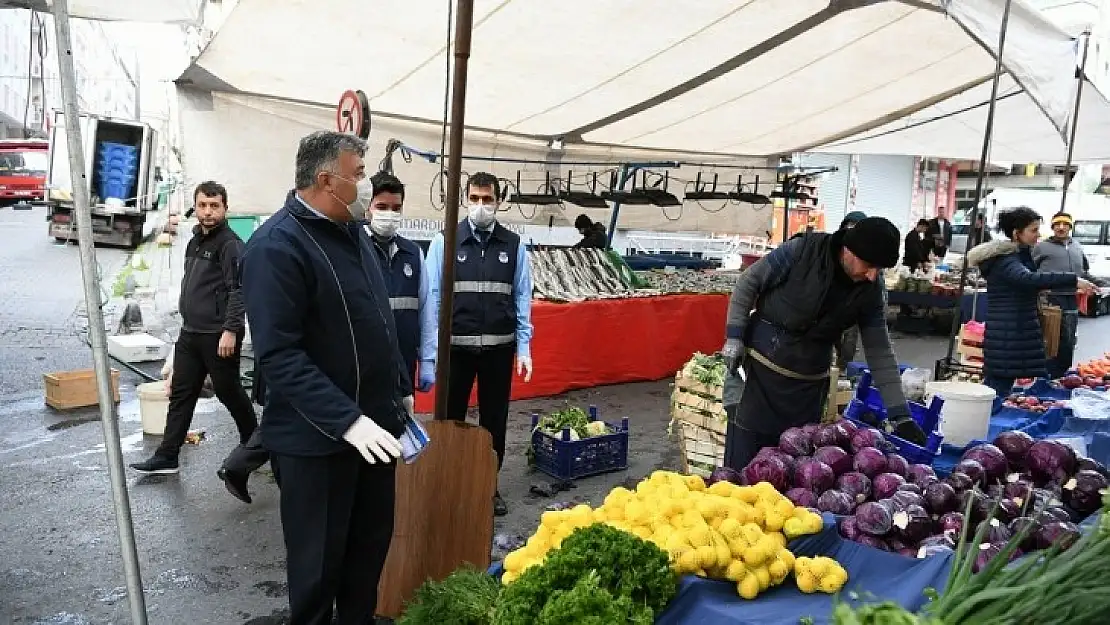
[{"xmin": 107, "ymin": 333, "xmax": 169, "ymax": 363}]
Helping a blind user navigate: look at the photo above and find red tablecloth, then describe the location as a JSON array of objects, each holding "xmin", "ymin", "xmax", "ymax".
[{"xmin": 414, "ymin": 294, "xmax": 729, "ymax": 413}]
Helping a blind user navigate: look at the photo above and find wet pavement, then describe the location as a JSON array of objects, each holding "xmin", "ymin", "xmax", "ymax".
[{"xmin": 5, "ymin": 201, "xmax": 1110, "ymax": 624}]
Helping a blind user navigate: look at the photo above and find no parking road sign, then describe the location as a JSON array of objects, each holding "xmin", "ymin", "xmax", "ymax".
[{"xmin": 337, "ymin": 89, "xmax": 372, "ymax": 139}]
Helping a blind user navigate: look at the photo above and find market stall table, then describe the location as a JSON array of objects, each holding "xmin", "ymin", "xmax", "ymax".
[
  {"xmin": 886, "ymin": 290, "xmax": 986, "ymax": 323},
  {"xmin": 414, "ymin": 293, "xmax": 728, "ymax": 413}
]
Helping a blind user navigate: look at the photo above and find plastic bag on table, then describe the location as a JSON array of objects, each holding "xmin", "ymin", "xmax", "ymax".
[
  {"xmin": 1063, "ymin": 387, "xmax": 1110, "ymax": 437},
  {"xmin": 901, "ymin": 367, "xmax": 932, "ymax": 403}
]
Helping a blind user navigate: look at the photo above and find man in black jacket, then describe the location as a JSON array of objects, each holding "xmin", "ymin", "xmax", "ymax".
[
  {"xmin": 573, "ymin": 214, "xmax": 608, "ymax": 249},
  {"xmin": 242, "ymin": 131, "xmax": 410, "ymax": 625},
  {"xmin": 130, "ymin": 181, "xmax": 256, "ymax": 475},
  {"xmin": 926, "ymin": 211, "xmax": 953, "ymax": 261}
]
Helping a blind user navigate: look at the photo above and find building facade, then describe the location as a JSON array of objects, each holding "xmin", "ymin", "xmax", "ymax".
[{"xmin": 0, "ymin": 9, "xmax": 137, "ymax": 139}]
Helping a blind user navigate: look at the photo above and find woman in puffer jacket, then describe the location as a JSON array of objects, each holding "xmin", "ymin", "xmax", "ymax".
[{"xmin": 967, "ymin": 207, "xmax": 1095, "ymax": 398}]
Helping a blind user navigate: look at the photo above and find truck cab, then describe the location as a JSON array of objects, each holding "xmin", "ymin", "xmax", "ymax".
[
  {"xmin": 0, "ymin": 139, "xmax": 49, "ymax": 207},
  {"xmin": 45, "ymin": 111, "xmax": 157, "ymax": 248}
]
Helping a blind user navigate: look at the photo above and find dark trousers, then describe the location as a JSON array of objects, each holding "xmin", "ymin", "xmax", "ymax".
[
  {"xmin": 156, "ymin": 330, "xmax": 256, "ymax": 459},
  {"xmin": 1046, "ymin": 294, "xmax": 1080, "ymax": 380},
  {"xmin": 222, "ymin": 427, "xmax": 269, "ymax": 475},
  {"xmin": 272, "ymin": 450, "xmax": 396, "ymax": 625},
  {"xmin": 723, "ymin": 406, "xmax": 781, "ymax": 472},
  {"xmin": 445, "ymin": 344, "xmax": 515, "ymax": 470}
]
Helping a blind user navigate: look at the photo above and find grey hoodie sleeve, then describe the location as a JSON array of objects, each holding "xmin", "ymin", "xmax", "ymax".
[
  {"xmin": 858, "ymin": 289, "xmax": 909, "ymax": 419},
  {"xmin": 721, "ymin": 238, "xmax": 802, "ymax": 360}
]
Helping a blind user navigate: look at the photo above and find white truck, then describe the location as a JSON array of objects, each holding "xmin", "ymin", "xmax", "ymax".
[{"xmin": 43, "ymin": 111, "xmax": 158, "ymax": 248}]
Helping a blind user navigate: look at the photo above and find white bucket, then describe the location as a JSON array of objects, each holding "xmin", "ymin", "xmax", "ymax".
[
  {"xmin": 138, "ymin": 381, "xmax": 169, "ymax": 436},
  {"xmin": 925, "ymin": 381, "xmax": 996, "ymax": 447}
]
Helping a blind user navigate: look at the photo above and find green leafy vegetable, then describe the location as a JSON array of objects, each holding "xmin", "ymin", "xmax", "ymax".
[
  {"xmin": 689, "ymin": 352, "xmax": 726, "ymax": 387},
  {"xmin": 493, "ymin": 524, "xmax": 677, "ymax": 625},
  {"xmin": 397, "ymin": 565, "xmax": 501, "ymax": 625},
  {"xmin": 534, "ymin": 405, "xmax": 591, "ymax": 439}
]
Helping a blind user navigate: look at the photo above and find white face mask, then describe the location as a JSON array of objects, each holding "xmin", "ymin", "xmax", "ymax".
[
  {"xmin": 468, "ymin": 203, "xmax": 497, "ymax": 229},
  {"xmin": 330, "ymin": 174, "xmax": 374, "ymax": 221},
  {"xmin": 369, "ymin": 209, "xmax": 403, "ymax": 238}
]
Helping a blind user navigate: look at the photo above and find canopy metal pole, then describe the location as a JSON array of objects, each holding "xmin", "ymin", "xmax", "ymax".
[
  {"xmin": 434, "ymin": 0, "xmax": 475, "ymax": 420},
  {"xmin": 605, "ymin": 164, "xmax": 632, "ymax": 250},
  {"xmin": 1058, "ymin": 32, "xmax": 1091, "ymax": 215},
  {"xmin": 945, "ymin": 0, "xmax": 1013, "ymax": 365},
  {"xmin": 49, "ymin": 1, "xmax": 149, "ymax": 622}
]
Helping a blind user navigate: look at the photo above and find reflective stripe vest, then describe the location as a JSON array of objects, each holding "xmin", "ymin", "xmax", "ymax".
[
  {"xmin": 372, "ymin": 233, "xmax": 423, "ymax": 381},
  {"xmin": 449, "ymin": 220, "xmax": 519, "ymax": 349}
]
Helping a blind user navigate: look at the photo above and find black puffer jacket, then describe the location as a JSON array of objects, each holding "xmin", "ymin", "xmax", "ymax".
[{"xmin": 969, "ymin": 240, "xmax": 1077, "ymax": 380}]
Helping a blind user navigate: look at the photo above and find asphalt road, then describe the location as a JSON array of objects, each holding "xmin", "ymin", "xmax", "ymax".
[{"xmin": 3, "ymin": 202, "xmax": 1110, "ymax": 624}]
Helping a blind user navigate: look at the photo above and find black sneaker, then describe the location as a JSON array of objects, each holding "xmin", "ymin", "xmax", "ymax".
[
  {"xmin": 217, "ymin": 468, "xmax": 252, "ymax": 504},
  {"xmin": 129, "ymin": 455, "xmax": 179, "ymax": 475},
  {"xmin": 493, "ymin": 491, "xmax": 508, "ymax": 517}
]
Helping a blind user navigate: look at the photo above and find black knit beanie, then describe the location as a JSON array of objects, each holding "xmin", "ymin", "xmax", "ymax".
[{"xmin": 842, "ymin": 217, "xmax": 900, "ymax": 268}]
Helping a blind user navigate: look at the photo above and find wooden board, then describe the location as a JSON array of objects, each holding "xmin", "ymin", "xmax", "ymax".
[
  {"xmin": 43, "ymin": 368, "xmax": 120, "ymax": 410},
  {"xmin": 377, "ymin": 420, "xmax": 498, "ymax": 619}
]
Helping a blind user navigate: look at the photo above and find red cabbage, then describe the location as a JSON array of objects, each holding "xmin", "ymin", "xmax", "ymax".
[
  {"xmin": 896, "ymin": 482, "xmax": 923, "ymax": 496},
  {"xmin": 886, "ymin": 536, "xmax": 910, "ymax": 551},
  {"xmin": 923, "ymin": 482, "xmax": 958, "ymax": 515},
  {"xmin": 907, "ymin": 464, "xmax": 938, "ymax": 486},
  {"xmin": 953, "ymin": 459, "xmax": 987, "ymax": 486},
  {"xmin": 813, "ymin": 446, "xmax": 853, "ymax": 475},
  {"xmin": 892, "ymin": 504, "xmax": 932, "ymax": 543},
  {"xmin": 945, "ymin": 472, "xmax": 975, "ymax": 493},
  {"xmin": 1008, "ymin": 516, "xmax": 1042, "ymax": 551},
  {"xmin": 794, "ymin": 458, "xmax": 836, "ymax": 493},
  {"xmin": 960, "ymin": 489, "xmax": 991, "ymax": 523},
  {"xmin": 916, "ymin": 534, "xmax": 955, "ymax": 559},
  {"xmin": 972, "ymin": 542, "xmax": 1018, "ymax": 573},
  {"xmin": 961, "ymin": 444, "xmax": 1008, "ymax": 483},
  {"xmin": 851, "ymin": 427, "xmax": 888, "ymax": 453},
  {"xmin": 785, "ymin": 487, "xmax": 819, "ymax": 508},
  {"xmin": 813, "ymin": 422, "xmax": 852, "ymax": 449},
  {"xmin": 936, "ymin": 511, "xmax": 965, "ymax": 535},
  {"xmin": 889, "ymin": 490, "xmax": 925, "ymax": 512},
  {"xmin": 1027, "ymin": 440, "xmax": 1078, "ymax": 483},
  {"xmin": 856, "ymin": 534, "xmax": 890, "ymax": 551},
  {"xmin": 839, "ymin": 419, "xmax": 861, "ymax": 438},
  {"xmin": 755, "ymin": 446, "xmax": 796, "ymax": 474},
  {"xmin": 897, "ymin": 547, "xmax": 919, "ymax": 558},
  {"xmin": 995, "ymin": 499, "xmax": 1021, "ymax": 522},
  {"xmin": 1061, "ymin": 469, "xmax": 1109, "ymax": 515},
  {"xmin": 1035, "ymin": 521, "xmax": 1080, "ymax": 550},
  {"xmin": 992, "ymin": 430, "xmax": 1034, "ymax": 467},
  {"xmin": 817, "ymin": 489, "xmax": 855, "ymax": 515},
  {"xmin": 853, "ymin": 447, "xmax": 888, "ymax": 478},
  {"xmin": 802, "ymin": 423, "xmax": 821, "ymax": 436},
  {"xmin": 873, "ymin": 473, "xmax": 907, "ymax": 500},
  {"xmin": 838, "ymin": 515, "xmax": 862, "ymax": 541},
  {"xmin": 779, "ymin": 427, "xmax": 815, "ymax": 457},
  {"xmin": 740, "ymin": 455, "xmax": 790, "ymax": 493},
  {"xmin": 885, "ymin": 453, "xmax": 910, "ymax": 477},
  {"xmin": 1035, "ymin": 506, "xmax": 1072, "ymax": 525},
  {"xmin": 855, "ymin": 501, "xmax": 894, "ymax": 536},
  {"xmin": 1002, "ymin": 480, "xmax": 1032, "ymax": 504},
  {"xmin": 1077, "ymin": 456, "xmax": 1109, "ymax": 479},
  {"xmin": 707, "ymin": 466, "xmax": 744, "ymax": 486},
  {"xmin": 836, "ymin": 472, "xmax": 872, "ymax": 504}
]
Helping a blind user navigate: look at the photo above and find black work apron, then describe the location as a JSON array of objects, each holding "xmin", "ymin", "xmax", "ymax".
[{"xmin": 723, "ymin": 316, "xmax": 834, "ymax": 470}]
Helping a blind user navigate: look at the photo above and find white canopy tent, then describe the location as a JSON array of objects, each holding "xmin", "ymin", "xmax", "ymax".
[
  {"xmin": 0, "ymin": 0, "xmax": 204, "ymax": 23},
  {"xmin": 177, "ymin": 0, "xmax": 1106, "ymax": 162}
]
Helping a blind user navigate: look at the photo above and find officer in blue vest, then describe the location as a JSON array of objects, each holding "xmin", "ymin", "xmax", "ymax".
[
  {"xmin": 422, "ymin": 171, "xmax": 534, "ymax": 516},
  {"xmin": 364, "ymin": 171, "xmax": 431, "ymax": 388},
  {"xmin": 215, "ymin": 171, "xmax": 431, "ymax": 504}
]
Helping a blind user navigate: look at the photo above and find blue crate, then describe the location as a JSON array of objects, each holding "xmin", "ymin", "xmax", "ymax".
[
  {"xmin": 530, "ymin": 407, "xmax": 629, "ymax": 480},
  {"xmin": 844, "ymin": 361, "xmax": 913, "ymax": 379},
  {"xmin": 843, "ymin": 372, "xmax": 945, "ymax": 465}
]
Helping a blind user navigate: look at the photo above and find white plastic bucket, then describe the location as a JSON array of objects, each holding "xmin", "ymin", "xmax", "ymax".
[
  {"xmin": 925, "ymin": 381, "xmax": 996, "ymax": 447},
  {"xmin": 138, "ymin": 381, "xmax": 169, "ymax": 436}
]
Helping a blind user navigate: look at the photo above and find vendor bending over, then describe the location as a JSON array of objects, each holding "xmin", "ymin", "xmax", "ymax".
[{"xmin": 720, "ymin": 217, "xmax": 926, "ymax": 470}]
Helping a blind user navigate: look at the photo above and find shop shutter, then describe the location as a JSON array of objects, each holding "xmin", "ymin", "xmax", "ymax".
[{"xmin": 855, "ymin": 155, "xmax": 915, "ymax": 234}]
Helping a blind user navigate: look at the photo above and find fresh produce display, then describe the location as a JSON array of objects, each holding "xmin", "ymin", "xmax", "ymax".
[
  {"xmin": 634, "ymin": 268, "xmax": 740, "ymax": 295},
  {"xmin": 1071, "ymin": 353, "xmax": 1110, "ymax": 381},
  {"xmin": 499, "ymin": 470, "xmax": 848, "ymax": 602},
  {"xmin": 1000, "ymin": 393, "xmax": 1066, "ymax": 413},
  {"xmin": 532, "ymin": 405, "xmax": 611, "ymax": 440},
  {"xmin": 686, "ymin": 352, "xmax": 726, "ymax": 388},
  {"xmin": 396, "ymin": 565, "xmax": 501, "ymax": 625},
  {"xmin": 529, "ymin": 248, "xmax": 644, "ymax": 302},
  {"xmin": 740, "ymin": 423, "xmax": 1104, "ymax": 561}
]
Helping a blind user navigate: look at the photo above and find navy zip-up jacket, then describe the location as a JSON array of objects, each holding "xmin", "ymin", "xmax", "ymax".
[{"xmin": 241, "ymin": 191, "xmax": 410, "ymax": 456}]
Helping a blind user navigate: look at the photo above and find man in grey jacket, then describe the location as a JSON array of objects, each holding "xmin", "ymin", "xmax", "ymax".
[
  {"xmin": 720, "ymin": 217, "xmax": 924, "ymax": 470},
  {"xmin": 1033, "ymin": 212, "xmax": 1090, "ymax": 378}
]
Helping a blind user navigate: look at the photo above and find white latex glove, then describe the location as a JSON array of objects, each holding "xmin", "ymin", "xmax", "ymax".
[
  {"xmin": 516, "ymin": 355, "xmax": 533, "ymax": 382},
  {"xmin": 342, "ymin": 415, "xmax": 403, "ymax": 464},
  {"xmin": 402, "ymin": 395, "xmax": 415, "ymax": 418}
]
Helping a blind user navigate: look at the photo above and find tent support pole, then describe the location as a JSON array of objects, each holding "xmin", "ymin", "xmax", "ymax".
[
  {"xmin": 1058, "ymin": 32, "xmax": 1091, "ymax": 215},
  {"xmin": 50, "ymin": 1, "xmax": 149, "ymax": 622},
  {"xmin": 434, "ymin": 0, "xmax": 475, "ymax": 420},
  {"xmin": 605, "ymin": 165, "xmax": 632, "ymax": 250},
  {"xmin": 944, "ymin": 0, "xmax": 1013, "ymax": 366}
]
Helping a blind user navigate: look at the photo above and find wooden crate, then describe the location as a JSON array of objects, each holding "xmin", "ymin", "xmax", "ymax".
[
  {"xmin": 957, "ymin": 325, "xmax": 984, "ymax": 369},
  {"xmin": 671, "ymin": 363, "xmax": 728, "ymax": 477},
  {"xmin": 43, "ymin": 368, "xmax": 121, "ymax": 410}
]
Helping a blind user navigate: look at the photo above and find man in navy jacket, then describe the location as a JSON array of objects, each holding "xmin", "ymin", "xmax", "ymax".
[{"xmin": 241, "ymin": 131, "xmax": 411, "ymax": 625}]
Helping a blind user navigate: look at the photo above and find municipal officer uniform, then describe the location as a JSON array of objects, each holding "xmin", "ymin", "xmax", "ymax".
[{"xmin": 373, "ymin": 233, "xmax": 424, "ymax": 383}]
